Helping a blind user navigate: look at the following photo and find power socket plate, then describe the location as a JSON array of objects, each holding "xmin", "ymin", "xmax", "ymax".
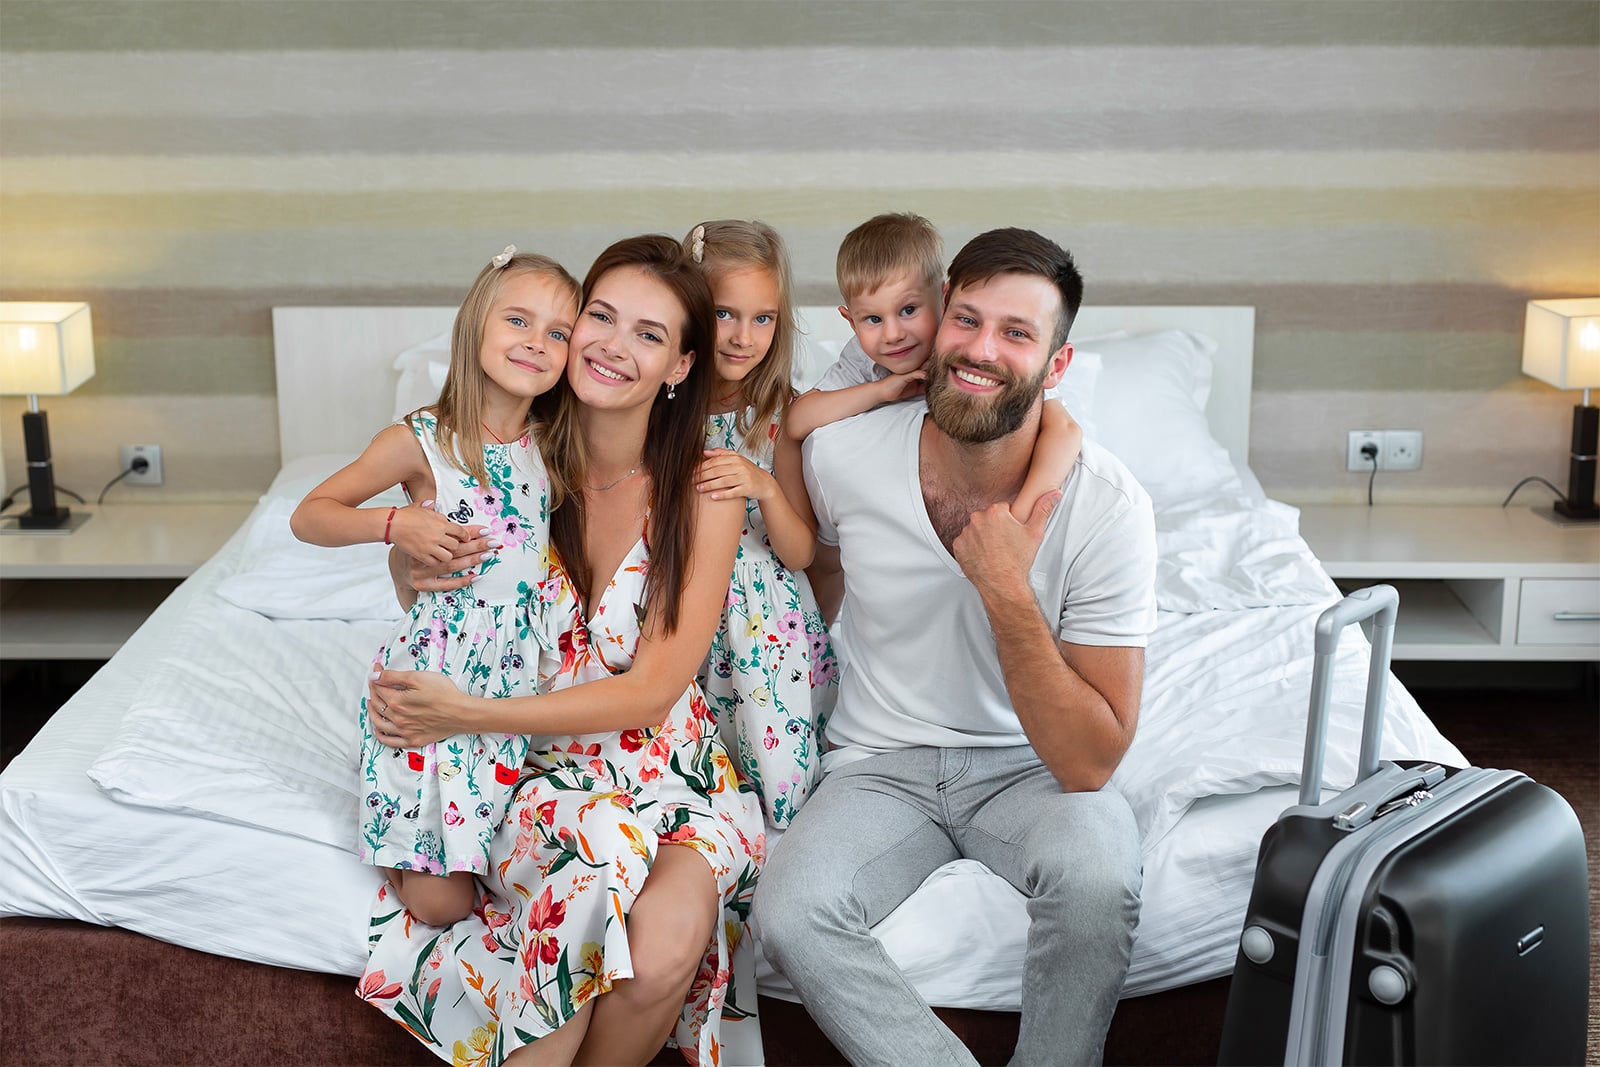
[
  {"xmin": 120, "ymin": 444, "xmax": 163, "ymax": 486},
  {"xmin": 1345, "ymin": 430, "xmax": 1424, "ymax": 472},
  {"xmin": 1346, "ymin": 430, "xmax": 1384, "ymax": 472},
  {"xmin": 1384, "ymin": 430, "xmax": 1423, "ymax": 471}
]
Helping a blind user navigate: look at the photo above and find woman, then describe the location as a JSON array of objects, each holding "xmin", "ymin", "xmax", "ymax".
[{"xmin": 363, "ymin": 235, "xmax": 764, "ymax": 1067}]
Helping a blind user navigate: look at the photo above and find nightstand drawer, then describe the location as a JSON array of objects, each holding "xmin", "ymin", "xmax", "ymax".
[{"xmin": 1517, "ymin": 579, "xmax": 1600, "ymax": 646}]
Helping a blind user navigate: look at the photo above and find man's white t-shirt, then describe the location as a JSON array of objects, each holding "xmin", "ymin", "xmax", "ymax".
[
  {"xmin": 812, "ymin": 336, "xmax": 1063, "ymax": 402},
  {"xmin": 803, "ymin": 401, "xmax": 1157, "ymax": 771}
]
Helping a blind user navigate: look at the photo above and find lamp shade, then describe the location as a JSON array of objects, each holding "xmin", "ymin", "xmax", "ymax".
[
  {"xmin": 0, "ymin": 302, "xmax": 95, "ymax": 396},
  {"xmin": 1523, "ymin": 297, "xmax": 1600, "ymax": 390}
]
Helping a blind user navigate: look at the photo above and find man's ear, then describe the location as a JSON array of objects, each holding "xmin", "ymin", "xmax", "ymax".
[
  {"xmin": 837, "ymin": 304, "xmax": 853, "ymax": 328},
  {"xmin": 940, "ymin": 281, "xmax": 950, "ymax": 309},
  {"xmin": 1041, "ymin": 342, "xmax": 1073, "ymax": 390}
]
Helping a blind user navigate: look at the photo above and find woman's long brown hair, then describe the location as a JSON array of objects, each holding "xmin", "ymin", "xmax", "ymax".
[{"xmin": 547, "ymin": 235, "xmax": 717, "ymax": 633}]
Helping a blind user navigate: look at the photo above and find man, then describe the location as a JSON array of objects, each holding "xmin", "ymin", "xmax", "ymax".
[{"xmin": 756, "ymin": 228, "xmax": 1157, "ymax": 1066}]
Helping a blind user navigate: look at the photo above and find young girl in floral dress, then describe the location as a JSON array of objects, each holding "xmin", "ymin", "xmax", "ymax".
[
  {"xmin": 685, "ymin": 219, "xmax": 838, "ymax": 827},
  {"xmin": 292, "ymin": 247, "xmax": 579, "ymax": 927}
]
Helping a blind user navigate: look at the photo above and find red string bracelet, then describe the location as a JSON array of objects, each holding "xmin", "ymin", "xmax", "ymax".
[{"xmin": 382, "ymin": 505, "xmax": 398, "ymax": 545}]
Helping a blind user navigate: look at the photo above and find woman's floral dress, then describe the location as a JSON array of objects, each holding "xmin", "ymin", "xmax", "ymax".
[
  {"xmin": 359, "ymin": 411, "xmax": 565, "ymax": 876},
  {"xmin": 361, "ymin": 522, "xmax": 768, "ymax": 1067},
  {"xmin": 699, "ymin": 408, "xmax": 838, "ymax": 826}
]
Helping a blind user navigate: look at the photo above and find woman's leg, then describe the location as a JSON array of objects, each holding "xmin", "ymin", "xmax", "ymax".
[
  {"xmin": 503, "ymin": 1001, "xmax": 594, "ymax": 1067},
  {"xmin": 573, "ymin": 843, "xmax": 718, "ymax": 1066}
]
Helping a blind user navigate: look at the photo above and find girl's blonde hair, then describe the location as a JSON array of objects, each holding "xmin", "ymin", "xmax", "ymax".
[
  {"xmin": 420, "ymin": 251, "xmax": 581, "ymax": 504},
  {"xmin": 683, "ymin": 219, "xmax": 797, "ymax": 453}
]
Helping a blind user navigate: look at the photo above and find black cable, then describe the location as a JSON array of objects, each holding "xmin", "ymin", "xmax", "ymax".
[
  {"xmin": 0, "ymin": 482, "xmax": 86, "ymax": 511},
  {"xmin": 1501, "ymin": 475, "xmax": 1567, "ymax": 508},
  {"xmin": 1360, "ymin": 443, "xmax": 1379, "ymax": 506},
  {"xmin": 97, "ymin": 465, "xmax": 141, "ymax": 504}
]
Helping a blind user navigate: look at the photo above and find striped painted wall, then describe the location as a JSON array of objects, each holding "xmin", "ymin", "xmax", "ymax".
[{"xmin": 2, "ymin": 0, "xmax": 1596, "ymax": 505}]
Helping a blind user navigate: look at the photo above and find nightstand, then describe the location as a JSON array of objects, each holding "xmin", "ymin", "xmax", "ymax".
[
  {"xmin": 0, "ymin": 502, "xmax": 252, "ymax": 659},
  {"xmin": 1297, "ymin": 505, "xmax": 1600, "ymax": 662}
]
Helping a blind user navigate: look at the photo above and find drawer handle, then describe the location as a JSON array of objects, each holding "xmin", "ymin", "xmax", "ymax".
[{"xmin": 1551, "ymin": 612, "xmax": 1600, "ymax": 622}]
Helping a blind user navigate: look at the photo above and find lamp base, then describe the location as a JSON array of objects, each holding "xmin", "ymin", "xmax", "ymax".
[
  {"xmin": 0, "ymin": 510, "xmax": 91, "ymax": 535},
  {"xmin": 18, "ymin": 504, "xmax": 72, "ymax": 529},
  {"xmin": 1552, "ymin": 498, "xmax": 1600, "ymax": 522}
]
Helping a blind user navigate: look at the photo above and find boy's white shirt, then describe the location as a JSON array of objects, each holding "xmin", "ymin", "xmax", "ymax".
[
  {"xmin": 813, "ymin": 336, "xmax": 1063, "ymax": 400},
  {"xmin": 802, "ymin": 401, "xmax": 1157, "ymax": 772}
]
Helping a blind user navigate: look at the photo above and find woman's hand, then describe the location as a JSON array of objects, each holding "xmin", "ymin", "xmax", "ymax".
[
  {"xmin": 367, "ymin": 669, "xmax": 474, "ymax": 748},
  {"xmin": 696, "ymin": 449, "xmax": 776, "ymax": 503}
]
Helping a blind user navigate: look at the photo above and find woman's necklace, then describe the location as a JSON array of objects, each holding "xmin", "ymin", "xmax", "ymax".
[{"xmin": 584, "ymin": 465, "xmax": 642, "ymax": 492}]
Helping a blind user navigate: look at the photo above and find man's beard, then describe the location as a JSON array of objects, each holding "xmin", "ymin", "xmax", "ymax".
[{"xmin": 923, "ymin": 349, "xmax": 1050, "ymax": 444}]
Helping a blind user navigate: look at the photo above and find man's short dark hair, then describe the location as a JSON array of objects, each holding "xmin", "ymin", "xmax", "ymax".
[{"xmin": 945, "ymin": 228, "xmax": 1083, "ymax": 352}]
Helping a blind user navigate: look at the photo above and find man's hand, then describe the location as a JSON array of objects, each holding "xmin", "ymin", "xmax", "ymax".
[{"xmin": 951, "ymin": 490, "xmax": 1061, "ymax": 599}]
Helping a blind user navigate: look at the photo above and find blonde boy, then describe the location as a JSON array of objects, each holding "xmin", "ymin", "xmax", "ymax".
[{"xmin": 787, "ymin": 212, "xmax": 1082, "ymax": 522}]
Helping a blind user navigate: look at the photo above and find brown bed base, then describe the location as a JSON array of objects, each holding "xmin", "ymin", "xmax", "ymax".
[{"xmin": 0, "ymin": 917, "xmax": 1230, "ymax": 1065}]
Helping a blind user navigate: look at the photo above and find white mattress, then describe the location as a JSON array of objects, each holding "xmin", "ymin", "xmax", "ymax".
[{"xmin": 0, "ymin": 471, "xmax": 1465, "ymax": 1009}]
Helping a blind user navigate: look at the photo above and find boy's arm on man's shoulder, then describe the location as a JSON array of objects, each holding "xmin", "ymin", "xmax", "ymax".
[
  {"xmin": 785, "ymin": 380, "xmax": 902, "ymax": 441},
  {"xmin": 1012, "ymin": 401, "xmax": 1084, "ymax": 519}
]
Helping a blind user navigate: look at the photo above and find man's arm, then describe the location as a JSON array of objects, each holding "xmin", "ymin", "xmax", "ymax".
[{"xmin": 952, "ymin": 495, "xmax": 1147, "ymax": 792}]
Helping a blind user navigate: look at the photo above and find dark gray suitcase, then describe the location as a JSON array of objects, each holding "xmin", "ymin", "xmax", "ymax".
[{"xmin": 1218, "ymin": 585, "xmax": 1590, "ymax": 1066}]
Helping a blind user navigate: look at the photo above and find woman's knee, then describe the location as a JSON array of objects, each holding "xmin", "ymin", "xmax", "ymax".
[{"xmin": 619, "ymin": 846, "xmax": 718, "ymax": 1006}]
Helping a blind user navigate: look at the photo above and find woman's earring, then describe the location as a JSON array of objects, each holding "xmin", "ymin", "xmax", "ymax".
[{"xmin": 667, "ymin": 379, "xmax": 677, "ymax": 400}]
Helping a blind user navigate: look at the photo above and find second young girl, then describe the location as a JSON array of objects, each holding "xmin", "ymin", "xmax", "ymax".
[
  {"xmin": 291, "ymin": 246, "xmax": 580, "ymax": 926},
  {"xmin": 686, "ymin": 219, "xmax": 838, "ymax": 826}
]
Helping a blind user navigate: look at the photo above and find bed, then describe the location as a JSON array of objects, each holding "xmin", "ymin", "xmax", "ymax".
[{"xmin": 0, "ymin": 303, "xmax": 1465, "ymax": 1066}]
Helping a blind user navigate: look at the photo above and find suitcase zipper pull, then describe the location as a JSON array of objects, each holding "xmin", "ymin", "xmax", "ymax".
[{"xmin": 1373, "ymin": 788, "xmax": 1433, "ymax": 820}]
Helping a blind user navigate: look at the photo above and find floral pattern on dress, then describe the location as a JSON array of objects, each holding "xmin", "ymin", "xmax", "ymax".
[
  {"xmin": 359, "ymin": 411, "xmax": 566, "ymax": 875},
  {"xmin": 361, "ymin": 525, "xmax": 767, "ymax": 1067},
  {"xmin": 698, "ymin": 408, "xmax": 838, "ymax": 826}
]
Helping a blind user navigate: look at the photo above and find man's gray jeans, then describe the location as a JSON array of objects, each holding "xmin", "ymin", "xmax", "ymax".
[{"xmin": 754, "ymin": 745, "xmax": 1142, "ymax": 1067}]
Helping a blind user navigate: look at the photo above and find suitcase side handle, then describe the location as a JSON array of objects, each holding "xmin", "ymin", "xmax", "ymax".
[{"xmin": 1299, "ymin": 585, "xmax": 1399, "ymax": 807}]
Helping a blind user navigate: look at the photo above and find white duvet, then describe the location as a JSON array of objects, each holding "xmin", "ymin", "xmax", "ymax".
[{"xmin": 1, "ymin": 472, "xmax": 1464, "ymax": 1010}]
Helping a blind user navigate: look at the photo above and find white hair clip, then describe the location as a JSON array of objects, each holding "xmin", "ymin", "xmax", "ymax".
[
  {"xmin": 491, "ymin": 244, "xmax": 516, "ymax": 269},
  {"xmin": 689, "ymin": 225, "xmax": 705, "ymax": 264}
]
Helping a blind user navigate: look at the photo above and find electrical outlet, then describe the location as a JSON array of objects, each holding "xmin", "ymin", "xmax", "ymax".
[
  {"xmin": 1346, "ymin": 431, "xmax": 1384, "ymax": 472},
  {"xmin": 1384, "ymin": 430, "xmax": 1423, "ymax": 471},
  {"xmin": 119, "ymin": 444, "xmax": 163, "ymax": 486}
]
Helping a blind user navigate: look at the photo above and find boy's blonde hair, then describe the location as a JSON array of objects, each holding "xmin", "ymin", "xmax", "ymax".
[
  {"xmin": 424, "ymin": 250, "xmax": 580, "ymax": 503},
  {"xmin": 835, "ymin": 212, "xmax": 944, "ymax": 304},
  {"xmin": 684, "ymin": 219, "xmax": 798, "ymax": 453}
]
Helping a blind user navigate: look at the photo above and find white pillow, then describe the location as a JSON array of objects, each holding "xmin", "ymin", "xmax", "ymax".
[
  {"xmin": 391, "ymin": 331, "xmax": 451, "ymax": 421},
  {"xmin": 215, "ymin": 497, "xmax": 406, "ymax": 622},
  {"xmin": 1083, "ymin": 330, "xmax": 1242, "ymax": 509}
]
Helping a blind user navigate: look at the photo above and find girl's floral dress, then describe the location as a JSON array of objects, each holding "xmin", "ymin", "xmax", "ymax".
[
  {"xmin": 361, "ymin": 519, "xmax": 768, "ymax": 1067},
  {"xmin": 358, "ymin": 411, "xmax": 565, "ymax": 876},
  {"xmin": 699, "ymin": 408, "xmax": 838, "ymax": 827}
]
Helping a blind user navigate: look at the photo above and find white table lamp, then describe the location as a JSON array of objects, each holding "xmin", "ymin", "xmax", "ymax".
[
  {"xmin": 0, "ymin": 302, "xmax": 96, "ymax": 530},
  {"xmin": 1523, "ymin": 298, "xmax": 1600, "ymax": 522}
]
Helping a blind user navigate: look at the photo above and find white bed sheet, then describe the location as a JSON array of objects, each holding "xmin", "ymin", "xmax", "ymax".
[{"xmin": 0, "ymin": 470, "xmax": 1464, "ymax": 1011}]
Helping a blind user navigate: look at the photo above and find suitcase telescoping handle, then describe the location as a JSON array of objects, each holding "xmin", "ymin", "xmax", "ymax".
[{"xmin": 1298, "ymin": 584, "xmax": 1399, "ymax": 806}]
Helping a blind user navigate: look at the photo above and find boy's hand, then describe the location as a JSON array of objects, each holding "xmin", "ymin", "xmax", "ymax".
[
  {"xmin": 696, "ymin": 449, "xmax": 776, "ymax": 503},
  {"xmin": 876, "ymin": 367, "xmax": 927, "ymax": 405},
  {"xmin": 389, "ymin": 504, "xmax": 478, "ymax": 564}
]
